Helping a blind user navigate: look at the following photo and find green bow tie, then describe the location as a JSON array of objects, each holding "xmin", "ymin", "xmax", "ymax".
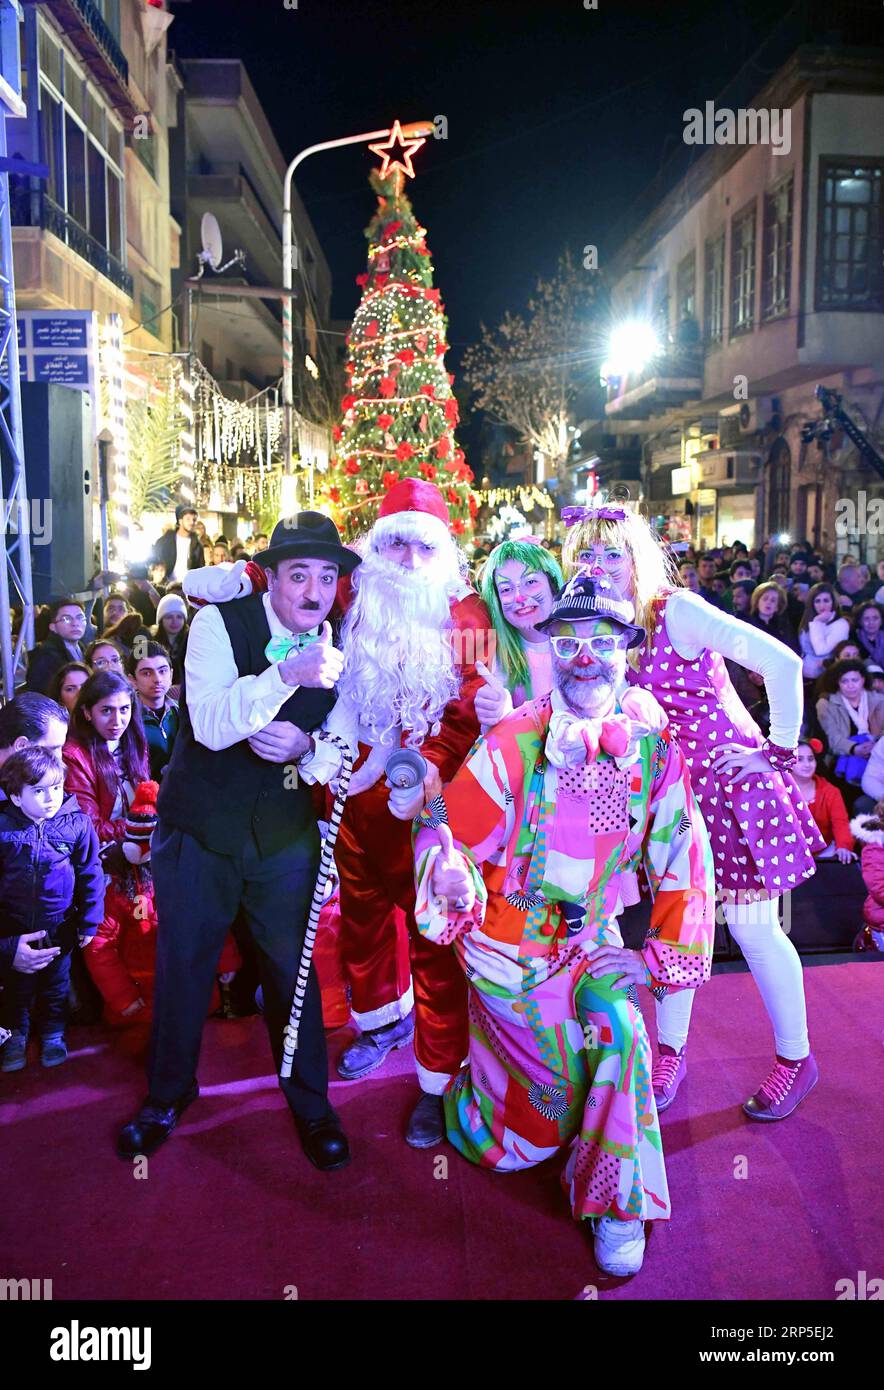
[{"xmin": 264, "ymin": 630, "xmax": 320, "ymax": 665}]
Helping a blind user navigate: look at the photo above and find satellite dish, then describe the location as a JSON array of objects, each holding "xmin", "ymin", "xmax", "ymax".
[{"xmin": 199, "ymin": 213, "xmax": 223, "ymax": 271}]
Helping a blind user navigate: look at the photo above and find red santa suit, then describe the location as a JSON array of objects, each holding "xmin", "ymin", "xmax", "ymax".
[{"xmin": 331, "ymin": 585, "xmax": 489, "ymax": 1091}]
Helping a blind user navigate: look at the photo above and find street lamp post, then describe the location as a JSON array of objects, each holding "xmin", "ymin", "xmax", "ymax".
[{"xmin": 281, "ymin": 121, "xmax": 433, "ymax": 504}]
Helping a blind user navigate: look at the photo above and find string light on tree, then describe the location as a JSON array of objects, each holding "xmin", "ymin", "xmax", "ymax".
[{"xmin": 316, "ymin": 124, "xmax": 476, "ymax": 539}]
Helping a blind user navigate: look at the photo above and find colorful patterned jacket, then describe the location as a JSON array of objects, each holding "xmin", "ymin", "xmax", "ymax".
[{"xmin": 414, "ymin": 691, "xmax": 715, "ymax": 998}]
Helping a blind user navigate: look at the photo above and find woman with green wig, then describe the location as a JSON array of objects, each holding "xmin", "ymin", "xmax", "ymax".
[{"xmin": 474, "ymin": 537, "xmax": 563, "ymax": 728}]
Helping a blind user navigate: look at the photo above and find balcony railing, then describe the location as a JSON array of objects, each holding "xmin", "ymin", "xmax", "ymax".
[
  {"xmin": 67, "ymin": 0, "xmax": 128, "ymax": 83},
  {"xmin": 12, "ymin": 187, "xmax": 133, "ymax": 298},
  {"xmin": 605, "ymin": 343, "xmax": 704, "ymax": 419},
  {"xmin": 23, "ymin": 0, "xmax": 139, "ymax": 121}
]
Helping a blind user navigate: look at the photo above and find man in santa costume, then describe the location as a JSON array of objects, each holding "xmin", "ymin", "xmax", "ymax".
[{"xmin": 185, "ymin": 480, "xmax": 492, "ymax": 1148}]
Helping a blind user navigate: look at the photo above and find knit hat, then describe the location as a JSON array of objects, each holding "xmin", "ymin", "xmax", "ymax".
[
  {"xmin": 175, "ymin": 503, "xmax": 198, "ymax": 523},
  {"xmin": 156, "ymin": 593, "xmax": 188, "ymax": 625},
  {"xmin": 122, "ymin": 781, "xmax": 159, "ymax": 865},
  {"xmin": 373, "ymin": 478, "xmax": 450, "ymax": 546}
]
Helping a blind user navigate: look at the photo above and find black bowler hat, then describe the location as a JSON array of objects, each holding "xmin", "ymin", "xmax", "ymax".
[
  {"xmin": 254, "ymin": 512, "xmax": 361, "ymax": 575},
  {"xmin": 536, "ymin": 575, "xmax": 645, "ymax": 649}
]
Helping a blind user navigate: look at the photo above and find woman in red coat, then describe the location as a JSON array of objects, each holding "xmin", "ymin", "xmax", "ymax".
[
  {"xmin": 792, "ymin": 737, "xmax": 857, "ymax": 863},
  {"xmin": 64, "ymin": 672, "xmax": 240, "ymax": 1022},
  {"xmin": 63, "ymin": 672, "xmax": 157, "ymax": 1022},
  {"xmin": 849, "ymin": 801, "xmax": 884, "ymax": 951}
]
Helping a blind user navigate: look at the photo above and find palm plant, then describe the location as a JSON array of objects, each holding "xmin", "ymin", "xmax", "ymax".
[{"xmin": 126, "ymin": 370, "xmax": 184, "ymax": 522}]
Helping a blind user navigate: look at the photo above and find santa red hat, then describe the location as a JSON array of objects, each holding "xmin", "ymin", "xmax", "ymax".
[
  {"xmin": 373, "ymin": 478, "xmax": 451, "ymax": 547},
  {"xmin": 378, "ymin": 478, "xmax": 449, "ymax": 525}
]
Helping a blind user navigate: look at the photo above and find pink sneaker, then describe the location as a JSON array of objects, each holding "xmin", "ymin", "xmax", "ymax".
[
  {"xmin": 743, "ymin": 1052, "xmax": 819, "ymax": 1121},
  {"xmin": 652, "ymin": 1043, "xmax": 687, "ymax": 1112}
]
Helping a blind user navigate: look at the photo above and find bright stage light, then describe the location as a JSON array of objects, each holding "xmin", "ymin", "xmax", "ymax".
[{"xmin": 604, "ymin": 321, "xmax": 661, "ymax": 379}]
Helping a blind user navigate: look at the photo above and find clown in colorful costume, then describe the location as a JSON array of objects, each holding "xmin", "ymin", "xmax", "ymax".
[{"xmin": 413, "ymin": 577, "xmax": 715, "ymax": 1273}]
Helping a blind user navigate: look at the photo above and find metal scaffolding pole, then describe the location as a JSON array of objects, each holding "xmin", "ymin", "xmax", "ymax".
[{"xmin": 0, "ymin": 0, "xmax": 33, "ymax": 703}]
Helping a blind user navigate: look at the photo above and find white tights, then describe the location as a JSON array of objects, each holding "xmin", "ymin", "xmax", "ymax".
[{"xmin": 655, "ymin": 896, "xmax": 810, "ymax": 1061}]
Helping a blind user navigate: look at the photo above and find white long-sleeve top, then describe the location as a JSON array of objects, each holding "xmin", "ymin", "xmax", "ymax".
[
  {"xmin": 663, "ymin": 588, "xmax": 803, "ymax": 748},
  {"xmin": 862, "ymin": 735, "xmax": 884, "ymax": 801},
  {"xmin": 184, "ymin": 592, "xmax": 319, "ymax": 752},
  {"xmin": 798, "ymin": 615, "xmax": 850, "ymax": 679}
]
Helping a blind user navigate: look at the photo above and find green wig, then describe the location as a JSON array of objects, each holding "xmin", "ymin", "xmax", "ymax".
[{"xmin": 478, "ymin": 539, "xmax": 563, "ymax": 698}]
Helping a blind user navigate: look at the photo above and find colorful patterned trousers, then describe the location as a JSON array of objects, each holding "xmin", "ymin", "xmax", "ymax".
[{"xmin": 444, "ymin": 956, "xmax": 670, "ymax": 1223}]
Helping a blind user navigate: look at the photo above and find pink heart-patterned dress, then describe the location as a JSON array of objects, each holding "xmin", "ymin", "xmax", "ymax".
[{"xmin": 628, "ymin": 593, "xmax": 824, "ymax": 899}]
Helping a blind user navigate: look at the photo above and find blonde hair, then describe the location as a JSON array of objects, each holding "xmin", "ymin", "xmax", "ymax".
[{"xmin": 561, "ymin": 509, "xmax": 681, "ymax": 664}]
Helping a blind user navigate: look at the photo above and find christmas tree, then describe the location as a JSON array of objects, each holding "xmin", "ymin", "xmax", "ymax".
[{"xmin": 318, "ymin": 134, "xmax": 476, "ymax": 540}]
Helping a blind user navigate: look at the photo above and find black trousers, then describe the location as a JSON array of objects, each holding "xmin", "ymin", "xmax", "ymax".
[
  {"xmin": 1, "ymin": 927, "xmax": 74, "ymax": 1038},
  {"xmin": 148, "ymin": 819, "xmax": 330, "ymax": 1121}
]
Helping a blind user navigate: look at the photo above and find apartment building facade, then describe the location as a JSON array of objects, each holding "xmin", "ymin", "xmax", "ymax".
[
  {"xmin": 4, "ymin": 0, "xmax": 177, "ymax": 590},
  {"xmin": 601, "ymin": 42, "xmax": 884, "ymax": 561},
  {"xmin": 10, "ymin": 0, "xmax": 176, "ymax": 347}
]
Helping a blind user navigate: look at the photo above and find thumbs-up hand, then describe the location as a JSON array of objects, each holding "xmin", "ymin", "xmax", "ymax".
[
  {"xmin": 474, "ymin": 661, "xmax": 513, "ymax": 728},
  {"xmin": 430, "ymin": 823, "xmax": 475, "ymax": 912},
  {"xmin": 279, "ymin": 622, "xmax": 344, "ymax": 690}
]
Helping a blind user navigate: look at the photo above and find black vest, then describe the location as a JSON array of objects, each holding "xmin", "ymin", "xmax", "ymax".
[{"xmin": 157, "ymin": 594, "xmax": 334, "ymax": 856}]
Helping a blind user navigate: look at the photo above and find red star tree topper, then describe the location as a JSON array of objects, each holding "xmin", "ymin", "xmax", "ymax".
[{"xmin": 318, "ymin": 159, "xmax": 475, "ymax": 540}]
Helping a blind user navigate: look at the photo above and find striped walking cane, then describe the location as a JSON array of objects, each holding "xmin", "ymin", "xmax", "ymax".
[{"xmin": 281, "ymin": 737, "xmax": 354, "ymax": 1079}]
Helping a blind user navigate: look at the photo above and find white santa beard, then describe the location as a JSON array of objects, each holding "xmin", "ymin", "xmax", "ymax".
[{"xmin": 339, "ymin": 550, "xmax": 461, "ymax": 746}]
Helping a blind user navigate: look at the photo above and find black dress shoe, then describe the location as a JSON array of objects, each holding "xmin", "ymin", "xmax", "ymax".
[
  {"xmin": 117, "ymin": 1081, "xmax": 199, "ymax": 1159},
  {"xmin": 294, "ymin": 1115, "xmax": 351, "ymax": 1171},
  {"xmin": 405, "ymin": 1092, "xmax": 446, "ymax": 1149}
]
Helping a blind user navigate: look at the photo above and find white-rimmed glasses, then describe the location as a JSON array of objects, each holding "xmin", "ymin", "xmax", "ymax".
[{"xmin": 550, "ymin": 633, "xmax": 628, "ymax": 660}]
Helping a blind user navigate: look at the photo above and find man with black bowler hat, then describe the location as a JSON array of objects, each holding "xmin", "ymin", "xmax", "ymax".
[{"xmin": 117, "ymin": 513, "xmax": 359, "ymax": 1171}]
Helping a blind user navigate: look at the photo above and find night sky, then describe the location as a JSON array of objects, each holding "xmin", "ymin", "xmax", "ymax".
[{"xmin": 170, "ymin": 0, "xmax": 810, "ymax": 356}]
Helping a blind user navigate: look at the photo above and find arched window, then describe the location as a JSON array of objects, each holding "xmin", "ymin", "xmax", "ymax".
[{"xmin": 768, "ymin": 437, "xmax": 791, "ymax": 536}]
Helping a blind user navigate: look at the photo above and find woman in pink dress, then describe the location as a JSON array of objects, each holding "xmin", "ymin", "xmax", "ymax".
[{"xmin": 562, "ymin": 501, "xmax": 823, "ymax": 1122}]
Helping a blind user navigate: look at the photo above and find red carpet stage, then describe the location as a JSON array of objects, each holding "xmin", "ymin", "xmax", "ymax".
[{"xmin": 2, "ymin": 960, "xmax": 882, "ymax": 1302}]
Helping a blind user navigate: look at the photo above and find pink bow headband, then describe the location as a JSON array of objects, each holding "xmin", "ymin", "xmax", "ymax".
[{"xmin": 561, "ymin": 505, "xmax": 628, "ymax": 527}]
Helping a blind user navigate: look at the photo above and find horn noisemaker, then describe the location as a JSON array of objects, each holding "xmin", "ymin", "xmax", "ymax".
[{"xmin": 384, "ymin": 748, "xmax": 428, "ymax": 789}]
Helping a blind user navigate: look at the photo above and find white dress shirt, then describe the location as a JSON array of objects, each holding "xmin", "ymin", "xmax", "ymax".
[
  {"xmin": 168, "ymin": 533, "xmax": 192, "ymax": 583},
  {"xmin": 185, "ymin": 592, "xmax": 317, "ymax": 752},
  {"xmin": 665, "ymin": 588, "xmax": 803, "ymax": 748}
]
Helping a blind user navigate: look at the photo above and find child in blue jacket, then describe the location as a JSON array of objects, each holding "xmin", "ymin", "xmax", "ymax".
[{"xmin": 0, "ymin": 745, "xmax": 103, "ymax": 1071}]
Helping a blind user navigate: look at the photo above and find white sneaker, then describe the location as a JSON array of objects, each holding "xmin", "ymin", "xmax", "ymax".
[{"xmin": 593, "ymin": 1216, "xmax": 646, "ymax": 1276}]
